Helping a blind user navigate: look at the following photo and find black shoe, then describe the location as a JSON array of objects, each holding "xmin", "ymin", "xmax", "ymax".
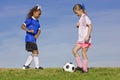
[
  {"xmin": 35, "ymin": 67, "xmax": 44, "ymax": 70},
  {"xmin": 22, "ymin": 65, "xmax": 30, "ymax": 69},
  {"xmin": 82, "ymin": 68, "xmax": 89, "ymax": 73},
  {"xmin": 82, "ymin": 70, "xmax": 88, "ymax": 73},
  {"xmin": 75, "ymin": 67, "xmax": 83, "ymax": 71}
]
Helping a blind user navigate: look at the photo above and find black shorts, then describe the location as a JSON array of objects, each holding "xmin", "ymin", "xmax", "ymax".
[{"xmin": 26, "ymin": 42, "xmax": 38, "ymax": 52}]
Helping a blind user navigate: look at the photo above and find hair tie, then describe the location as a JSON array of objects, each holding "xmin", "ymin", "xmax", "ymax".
[
  {"xmin": 36, "ymin": 4, "xmax": 42, "ymax": 10},
  {"xmin": 81, "ymin": 3, "xmax": 85, "ymax": 10}
]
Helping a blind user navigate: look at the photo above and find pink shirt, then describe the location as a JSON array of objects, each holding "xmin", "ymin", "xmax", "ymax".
[{"xmin": 78, "ymin": 14, "xmax": 91, "ymax": 43}]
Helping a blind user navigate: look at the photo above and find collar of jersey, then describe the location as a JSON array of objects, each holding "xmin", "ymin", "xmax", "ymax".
[
  {"xmin": 81, "ymin": 13, "xmax": 85, "ymax": 17},
  {"xmin": 32, "ymin": 16, "xmax": 37, "ymax": 20}
]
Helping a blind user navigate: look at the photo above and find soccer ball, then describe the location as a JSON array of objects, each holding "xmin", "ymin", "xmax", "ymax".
[{"xmin": 63, "ymin": 62, "xmax": 75, "ymax": 72}]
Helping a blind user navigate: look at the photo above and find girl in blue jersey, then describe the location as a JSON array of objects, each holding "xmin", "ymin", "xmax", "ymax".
[{"xmin": 21, "ymin": 5, "xmax": 43, "ymax": 69}]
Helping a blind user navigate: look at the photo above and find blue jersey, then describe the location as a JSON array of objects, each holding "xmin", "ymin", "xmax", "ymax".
[{"xmin": 24, "ymin": 17, "xmax": 40, "ymax": 43}]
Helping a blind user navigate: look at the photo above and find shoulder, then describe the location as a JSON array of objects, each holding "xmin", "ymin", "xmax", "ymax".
[
  {"xmin": 85, "ymin": 15, "xmax": 91, "ymax": 24},
  {"xmin": 84, "ymin": 14, "xmax": 90, "ymax": 19},
  {"xmin": 24, "ymin": 18, "xmax": 32, "ymax": 22},
  {"xmin": 24, "ymin": 18, "xmax": 33, "ymax": 25}
]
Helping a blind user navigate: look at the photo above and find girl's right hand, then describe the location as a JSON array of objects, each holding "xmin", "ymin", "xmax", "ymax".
[{"xmin": 27, "ymin": 30, "xmax": 34, "ymax": 33}]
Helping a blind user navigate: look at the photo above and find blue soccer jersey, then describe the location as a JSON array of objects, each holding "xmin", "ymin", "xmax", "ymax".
[{"xmin": 24, "ymin": 16, "xmax": 40, "ymax": 43}]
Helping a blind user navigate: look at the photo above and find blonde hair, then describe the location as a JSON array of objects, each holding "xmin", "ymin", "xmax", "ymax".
[{"xmin": 73, "ymin": 4, "xmax": 86, "ymax": 14}]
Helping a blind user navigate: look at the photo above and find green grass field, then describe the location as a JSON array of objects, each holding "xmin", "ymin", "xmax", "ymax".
[{"xmin": 0, "ymin": 68, "xmax": 120, "ymax": 80}]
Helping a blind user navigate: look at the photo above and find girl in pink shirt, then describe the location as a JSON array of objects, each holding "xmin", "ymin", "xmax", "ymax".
[{"xmin": 72, "ymin": 4, "xmax": 92, "ymax": 73}]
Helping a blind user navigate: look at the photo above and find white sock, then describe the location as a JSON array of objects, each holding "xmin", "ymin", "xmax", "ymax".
[
  {"xmin": 24, "ymin": 54, "xmax": 33, "ymax": 66},
  {"xmin": 33, "ymin": 55, "xmax": 39, "ymax": 68}
]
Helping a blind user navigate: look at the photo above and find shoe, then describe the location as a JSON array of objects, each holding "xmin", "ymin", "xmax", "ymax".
[
  {"xmin": 75, "ymin": 67, "xmax": 83, "ymax": 71},
  {"xmin": 35, "ymin": 67, "xmax": 44, "ymax": 70},
  {"xmin": 22, "ymin": 65, "xmax": 30, "ymax": 69},
  {"xmin": 82, "ymin": 70, "xmax": 88, "ymax": 73},
  {"xmin": 82, "ymin": 68, "xmax": 89, "ymax": 73}
]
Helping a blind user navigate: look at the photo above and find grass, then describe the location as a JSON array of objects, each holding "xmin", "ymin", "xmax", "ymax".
[{"xmin": 0, "ymin": 68, "xmax": 120, "ymax": 80}]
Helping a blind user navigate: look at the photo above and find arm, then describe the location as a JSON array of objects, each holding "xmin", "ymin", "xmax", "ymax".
[
  {"xmin": 34, "ymin": 29, "xmax": 41, "ymax": 39},
  {"xmin": 21, "ymin": 24, "xmax": 34, "ymax": 33},
  {"xmin": 87, "ymin": 24, "xmax": 92, "ymax": 37},
  {"xmin": 85, "ymin": 24, "xmax": 92, "ymax": 42}
]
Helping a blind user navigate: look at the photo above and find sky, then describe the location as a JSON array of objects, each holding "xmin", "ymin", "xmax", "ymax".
[{"xmin": 0, "ymin": 0, "xmax": 120, "ymax": 68}]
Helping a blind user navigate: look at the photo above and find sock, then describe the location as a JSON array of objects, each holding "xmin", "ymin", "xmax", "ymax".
[
  {"xmin": 83, "ymin": 59, "xmax": 88, "ymax": 72},
  {"xmin": 33, "ymin": 55, "xmax": 39, "ymax": 68},
  {"xmin": 75, "ymin": 56, "xmax": 83, "ymax": 68},
  {"xmin": 24, "ymin": 54, "xmax": 33, "ymax": 66}
]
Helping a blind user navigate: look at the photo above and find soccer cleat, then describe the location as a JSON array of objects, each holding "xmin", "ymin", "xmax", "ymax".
[
  {"xmin": 22, "ymin": 65, "xmax": 30, "ymax": 69},
  {"xmin": 82, "ymin": 70, "xmax": 88, "ymax": 73},
  {"xmin": 82, "ymin": 68, "xmax": 89, "ymax": 73},
  {"xmin": 75, "ymin": 66, "xmax": 83, "ymax": 71},
  {"xmin": 35, "ymin": 67, "xmax": 44, "ymax": 70}
]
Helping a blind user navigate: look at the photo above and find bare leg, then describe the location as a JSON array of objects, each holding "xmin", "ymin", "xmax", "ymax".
[
  {"xmin": 72, "ymin": 44, "xmax": 81, "ymax": 57},
  {"xmin": 72, "ymin": 44, "xmax": 82, "ymax": 68},
  {"xmin": 82, "ymin": 47, "xmax": 88, "ymax": 60}
]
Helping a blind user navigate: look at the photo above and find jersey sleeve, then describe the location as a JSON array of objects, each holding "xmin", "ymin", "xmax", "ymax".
[
  {"xmin": 23, "ymin": 18, "xmax": 31, "ymax": 27},
  {"xmin": 85, "ymin": 16, "xmax": 91, "ymax": 25},
  {"xmin": 38, "ymin": 24, "xmax": 40, "ymax": 29}
]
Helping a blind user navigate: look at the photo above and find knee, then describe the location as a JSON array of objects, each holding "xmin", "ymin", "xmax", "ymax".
[
  {"xmin": 32, "ymin": 54, "xmax": 38, "ymax": 56},
  {"xmin": 32, "ymin": 50, "xmax": 39, "ymax": 56},
  {"xmin": 72, "ymin": 48, "xmax": 77, "ymax": 55}
]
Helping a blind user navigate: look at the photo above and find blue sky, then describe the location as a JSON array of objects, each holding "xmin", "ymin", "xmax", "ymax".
[{"xmin": 0, "ymin": 0, "xmax": 120, "ymax": 68}]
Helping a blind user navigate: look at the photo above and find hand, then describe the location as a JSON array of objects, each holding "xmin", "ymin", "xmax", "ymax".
[
  {"xmin": 27, "ymin": 30, "xmax": 34, "ymax": 33},
  {"xmin": 76, "ymin": 22, "xmax": 80, "ymax": 28},
  {"xmin": 84, "ymin": 35, "xmax": 90, "ymax": 43},
  {"xmin": 34, "ymin": 35, "xmax": 39, "ymax": 39}
]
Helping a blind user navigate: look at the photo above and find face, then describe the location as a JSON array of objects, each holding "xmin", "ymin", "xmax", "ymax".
[
  {"xmin": 33, "ymin": 10, "xmax": 41, "ymax": 19},
  {"xmin": 74, "ymin": 10, "xmax": 82, "ymax": 16}
]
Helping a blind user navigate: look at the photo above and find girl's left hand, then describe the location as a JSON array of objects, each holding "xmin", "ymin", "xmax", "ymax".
[
  {"xmin": 84, "ymin": 35, "xmax": 89, "ymax": 43},
  {"xmin": 34, "ymin": 35, "xmax": 39, "ymax": 39}
]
